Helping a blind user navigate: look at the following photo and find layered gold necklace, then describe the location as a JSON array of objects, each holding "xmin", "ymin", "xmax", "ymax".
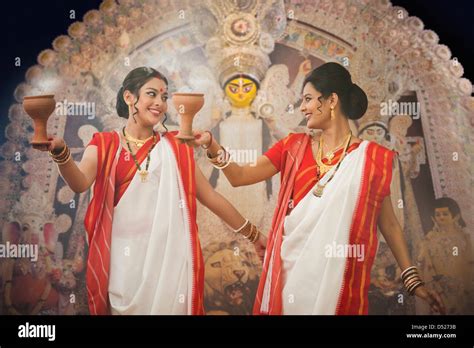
[
  {"xmin": 321, "ymin": 134, "xmax": 349, "ymax": 163},
  {"xmin": 313, "ymin": 131, "xmax": 352, "ymax": 197},
  {"xmin": 123, "ymin": 128, "xmax": 154, "ymax": 148},
  {"xmin": 122, "ymin": 127, "xmax": 157, "ymax": 183}
]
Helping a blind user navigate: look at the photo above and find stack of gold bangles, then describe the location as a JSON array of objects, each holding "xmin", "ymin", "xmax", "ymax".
[
  {"xmin": 233, "ymin": 219, "xmax": 260, "ymax": 243},
  {"xmin": 401, "ymin": 266, "xmax": 424, "ymax": 295},
  {"xmin": 49, "ymin": 144, "xmax": 72, "ymax": 165},
  {"xmin": 207, "ymin": 146, "xmax": 231, "ymax": 169}
]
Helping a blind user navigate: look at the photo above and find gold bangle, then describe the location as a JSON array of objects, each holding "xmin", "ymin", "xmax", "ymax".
[
  {"xmin": 249, "ymin": 227, "xmax": 260, "ymax": 243},
  {"xmin": 401, "ymin": 266, "xmax": 417, "ymax": 279},
  {"xmin": 405, "ymin": 278, "xmax": 422, "ymax": 293},
  {"xmin": 403, "ymin": 273, "xmax": 420, "ymax": 285},
  {"xmin": 407, "ymin": 281, "xmax": 424, "ymax": 295},
  {"xmin": 233, "ymin": 219, "xmax": 249, "ymax": 233},
  {"xmin": 207, "ymin": 146, "xmax": 229, "ymax": 165},
  {"xmin": 56, "ymin": 155, "xmax": 72, "ymax": 166},
  {"xmin": 53, "ymin": 146, "xmax": 70, "ymax": 162},
  {"xmin": 401, "ymin": 269, "xmax": 418, "ymax": 281},
  {"xmin": 212, "ymin": 160, "xmax": 231, "ymax": 170},
  {"xmin": 206, "ymin": 146, "xmax": 223, "ymax": 161},
  {"xmin": 240, "ymin": 223, "xmax": 253, "ymax": 238},
  {"xmin": 49, "ymin": 145, "xmax": 67, "ymax": 158},
  {"xmin": 54, "ymin": 149, "xmax": 72, "ymax": 165},
  {"xmin": 51, "ymin": 145, "xmax": 70, "ymax": 162}
]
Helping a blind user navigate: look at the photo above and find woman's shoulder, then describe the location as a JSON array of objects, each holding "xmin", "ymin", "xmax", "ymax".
[
  {"xmin": 364, "ymin": 140, "xmax": 396, "ymax": 155},
  {"xmin": 87, "ymin": 130, "xmax": 119, "ymax": 147},
  {"xmin": 281, "ymin": 132, "xmax": 310, "ymax": 146}
]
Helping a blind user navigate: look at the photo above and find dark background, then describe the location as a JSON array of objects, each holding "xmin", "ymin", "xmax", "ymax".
[{"xmin": 1, "ymin": 0, "xmax": 473, "ymax": 143}]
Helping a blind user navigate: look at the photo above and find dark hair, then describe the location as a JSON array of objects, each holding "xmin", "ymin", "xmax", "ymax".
[
  {"xmin": 116, "ymin": 67, "xmax": 169, "ymax": 129},
  {"xmin": 303, "ymin": 62, "xmax": 368, "ymax": 120},
  {"xmin": 433, "ymin": 197, "xmax": 466, "ymax": 228}
]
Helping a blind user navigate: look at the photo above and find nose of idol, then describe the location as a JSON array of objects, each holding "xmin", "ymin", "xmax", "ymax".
[{"xmin": 225, "ymin": 77, "xmax": 257, "ymax": 108}]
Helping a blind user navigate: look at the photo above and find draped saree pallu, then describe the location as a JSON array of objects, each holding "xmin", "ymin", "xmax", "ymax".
[
  {"xmin": 254, "ymin": 133, "xmax": 395, "ymax": 315},
  {"xmin": 83, "ymin": 131, "xmax": 204, "ymax": 315}
]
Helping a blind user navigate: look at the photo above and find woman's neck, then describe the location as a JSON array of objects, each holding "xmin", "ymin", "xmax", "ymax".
[
  {"xmin": 321, "ymin": 118, "xmax": 352, "ymax": 149},
  {"xmin": 124, "ymin": 120, "xmax": 154, "ymax": 140}
]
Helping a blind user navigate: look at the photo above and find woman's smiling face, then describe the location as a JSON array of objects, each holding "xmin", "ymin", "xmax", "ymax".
[
  {"xmin": 299, "ymin": 82, "xmax": 332, "ymax": 129},
  {"xmin": 124, "ymin": 77, "xmax": 168, "ymax": 127}
]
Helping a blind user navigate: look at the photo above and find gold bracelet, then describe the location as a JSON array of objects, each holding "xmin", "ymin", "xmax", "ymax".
[
  {"xmin": 405, "ymin": 277, "xmax": 422, "ymax": 293},
  {"xmin": 402, "ymin": 269, "xmax": 418, "ymax": 281},
  {"xmin": 249, "ymin": 227, "xmax": 260, "ymax": 243},
  {"xmin": 56, "ymin": 154, "xmax": 72, "ymax": 166},
  {"xmin": 403, "ymin": 274, "xmax": 421, "ymax": 286},
  {"xmin": 206, "ymin": 147, "xmax": 223, "ymax": 162},
  {"xmin": 233, "ymin": 219, "xmax": 250, "ymax": 233},
  {"xmin": 239, "ymin": 223, "xmax": 253, "ymax": 238},
  {"xmin": 401, "ymin": 266, "xmax": 417, "ymax": 279},
  {"xmin": 212, "ymin": 160, "xmax": 231, "ymax": 170},
  {"xmin": 49, "ymin": 144, "xmax": 67, "ymax": 158},
  {"xmin": 207, "ymin": 146, "xmax": 230, "ymax": 166},
  {"xmin": 53, "ymin": 146, "xmax": 70, "ymax": 162},
  {"xmin": 403, "ymin": 273, "xmax": 420, "ymax": 285},
  {"xmin": 407, "ymin": 281, "xmax": 424, "ymax": 295},
  {"xmin": 54, "ymin": 148, "xmax": 72, "ymax": 165},
  {"xmin": 51, "ymin": 145, "xmax": 70, "ymax": 162}
]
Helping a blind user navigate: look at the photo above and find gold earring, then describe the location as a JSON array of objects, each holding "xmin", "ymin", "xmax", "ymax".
[
  {"xmin": 128, "ymin": 102, "xmax": 137, "ymax": 124},
  {"xmin": 330, "ymin": 106, "xmax": 335, "ymax": 120}
]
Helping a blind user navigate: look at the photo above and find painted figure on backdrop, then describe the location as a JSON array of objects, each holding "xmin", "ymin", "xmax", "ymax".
[
  {"xmin": 417, "ymin": 197, "xmax": 473, "ymax": 314},
  {"xmin": 1, "ymin": 188, "xmax": 85, "ymax": 315}
]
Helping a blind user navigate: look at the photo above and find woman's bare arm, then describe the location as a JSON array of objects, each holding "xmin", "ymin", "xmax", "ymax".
[
  {"xmin": 39, "ymin": 137, "xmax": 98, "ymax": 193},
  {"xmin": 195, "ymin": 165, "xmax": 267, "ymax": 259},
  {"xmin": 195, "ymin": 166, "xmax": 246, "ymax": 229},
  {"xmin": 58, "ymin": 145, "xmax": 98, "ymax": 193},
  {"xmin": 378, "ymin": 195, "xmax": 446, "ymax": 313},
  {"xmin": 377, "ymin": 196, "xmax": 412, "ymax": 271},
  {"xmin": 205, "ymin": 139, "xmax": 278, "ymax": 187}
]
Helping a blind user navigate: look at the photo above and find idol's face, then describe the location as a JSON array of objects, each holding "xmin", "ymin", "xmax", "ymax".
[
  {"xmin": 361, "ymin": 125, "xmax": 386, "ymax": 143},
  {"xmin": 434, "ymin": 207, "xmax": 455, "ymax": 228},
  {"xmin": 225, "ymin": 77, "xmax": 257, "ymax": 108},
  {"xmin": 300, "ymin": 82, "xmax": 331, "ymax": 130},
  {"xmin": 124, "ymin": 77, "xmax": 168, "ymax": 127}
]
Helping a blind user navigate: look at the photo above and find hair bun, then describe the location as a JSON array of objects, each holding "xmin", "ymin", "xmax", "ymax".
[{"xmin": 347, "ymin": 83, "xmax": 368, "ymax": 120}]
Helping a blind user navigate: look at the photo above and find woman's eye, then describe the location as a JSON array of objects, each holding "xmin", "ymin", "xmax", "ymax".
[
  {"xmin": 162, "ymin": 96, "xmax": 168, "ymax": 101},
  {"xmin": 147, "ymin": 92, "xmax": 156, "ymax": 97},
  {"xmin": 305, "ymin": 97, "xmax": 311, "ymax": 102},
  {"xmin": 244, "ymin": 86, "xmax": 251, "ymax": 93}
]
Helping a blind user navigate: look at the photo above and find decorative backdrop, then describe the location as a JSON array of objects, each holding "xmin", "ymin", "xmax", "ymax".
[{"xmin": 0, "ymin": 0, "xmax": 472, "ymax": 315}]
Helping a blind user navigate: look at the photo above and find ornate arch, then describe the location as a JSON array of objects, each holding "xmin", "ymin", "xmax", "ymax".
[{"xmin": 0, "ymin": 0, "xmax": 472, "ymax": 314}]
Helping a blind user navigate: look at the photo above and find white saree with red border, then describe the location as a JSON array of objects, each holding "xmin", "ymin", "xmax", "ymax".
[{"xmin": 254, "ymin": 135, "xmax": 395, "ymax": 315}]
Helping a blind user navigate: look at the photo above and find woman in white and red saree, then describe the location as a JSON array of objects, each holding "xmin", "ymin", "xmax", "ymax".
[
  {"xmin": 33, "ymin": 67, "xmax": 264, "ymax": 315},
  {"xmin": 197, "ymin": 63, "xmax": 445, "ymax": 315}
]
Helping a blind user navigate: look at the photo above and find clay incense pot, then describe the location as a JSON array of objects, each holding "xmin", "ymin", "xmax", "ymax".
[
  {"xmin": 172, "ymin": 93, "xmax": 204, "ymax": 140},
  {"xmin": 23, "ymin": 95, "xmax": 56, "ymax": 146}
]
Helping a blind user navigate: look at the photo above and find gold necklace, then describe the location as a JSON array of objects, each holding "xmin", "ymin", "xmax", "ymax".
[
  {"xmin": 123, "ymin": 128, "xmax": 154, "ymax": 148},
  {"xmin": 322, "ymin": 133, "xmax": 351, "ymax": 163},
  {"xmin": 122, "ymin": 127, "xmax": 157, "ymax": 183},
  {"xmin": 315, "ymin": 132, "xmax": 351, "ymax": 176},
  {"xmin": 313, "ymin": 131, "xmax": 352, "ymax": 197}
]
